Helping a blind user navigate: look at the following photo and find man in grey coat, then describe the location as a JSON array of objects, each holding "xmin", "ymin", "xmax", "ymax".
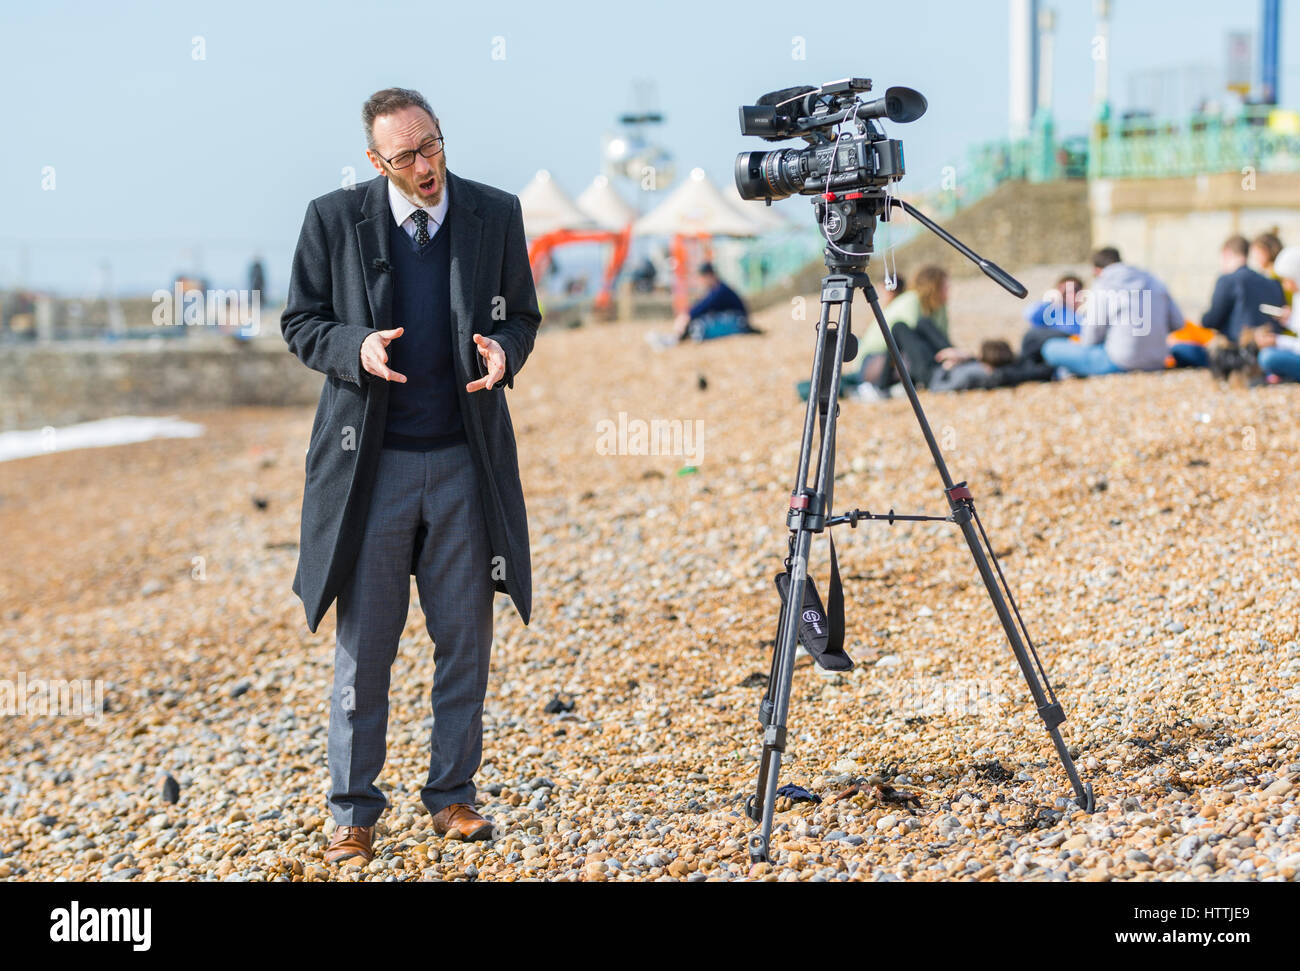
[
  {"xmin": 1042, "ymin": 246, "xmax": 1182, "ymax": 376},
  {"xmin": 281, "ymin": 87, "xmax": 540, "ymax": 864}
]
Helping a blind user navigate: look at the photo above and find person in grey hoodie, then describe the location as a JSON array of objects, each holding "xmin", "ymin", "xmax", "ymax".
[{"xmin": 1042, "ymin": 247, "xmax": 1183, "ymax": 376}]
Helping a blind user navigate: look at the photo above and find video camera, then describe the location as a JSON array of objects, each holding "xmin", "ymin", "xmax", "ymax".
[{"xmin": 734, "ymin": 77, "xmax": 927, "ymax": 203}]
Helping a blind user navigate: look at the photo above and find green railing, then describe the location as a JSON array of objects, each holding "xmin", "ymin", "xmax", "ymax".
[
  {"xmin": 960, "ymin": 106, "xmax": 1300, "ymax": 186},
  {"xmin": 1089, "ymin": 106, "xmax": 1300, "ymax": 179}
]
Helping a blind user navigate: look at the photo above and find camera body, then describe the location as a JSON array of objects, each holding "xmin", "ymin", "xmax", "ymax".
[
  {"xmin": 734, "ymin": 78, "xmax": 925, "ymax": 204},
  {"xmin": 734, "ymin": 137, "xmax": 905, "ymax": 203}
]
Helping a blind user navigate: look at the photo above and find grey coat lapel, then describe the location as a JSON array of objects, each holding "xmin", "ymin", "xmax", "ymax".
[
  {"xmin": 356, "ymin": 176, "xmax": 393, "ymax": 331},
  {"xmin": 446, "ymin": 170, "xmax": 482, "ymax": 378}
]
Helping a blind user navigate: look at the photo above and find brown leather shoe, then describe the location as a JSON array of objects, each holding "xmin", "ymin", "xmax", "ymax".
[
  {"xmin": 430, "ymin": 803, "xmax": 494, "ymax": 841},
  {"xmin": 324, "ymin": 824, "xmax": 375, "ymax": 864}
]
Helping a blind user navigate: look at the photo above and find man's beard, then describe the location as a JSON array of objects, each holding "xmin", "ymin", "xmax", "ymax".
[{"xmin": 397, "ymin": 162, "xmax": 445, "ymax": 209}]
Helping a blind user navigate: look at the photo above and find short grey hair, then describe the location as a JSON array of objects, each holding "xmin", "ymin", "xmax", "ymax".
[{"xmin": 362, "ymin": 87, "xmax": 439, "ymax": 151}]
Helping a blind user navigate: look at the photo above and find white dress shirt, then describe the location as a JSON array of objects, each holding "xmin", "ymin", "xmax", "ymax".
[{"xmin": 387, "ymin": 177, "xmax": 449, "ymax": 241}]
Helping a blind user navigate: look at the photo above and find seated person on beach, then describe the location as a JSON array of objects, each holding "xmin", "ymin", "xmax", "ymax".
[
  {"xmin": 1252, "ymin": 247, "xmax": 1300, "ymax": 383},
  {"xmin": 1269, "ymin": 246, "xmax": 1300, "ymax": 328},
  {"xmin": 1021, "ymin": 274, "xmax": 1085, "ymax": 363},
  {"xmin": 851, "ymin": 267, "xmax": 1048, "ymax": 394},
  {"xmin": 1169, "ymin": 235, "xmax": 1285, "ymax": 368},
  {"xmin": 893, "ymin": 316, "xmax": 967, "ymax": 390},
  {"xmin": 1041, "ymin": 247, "xmax": 1182, "ymax": 378},
  {"xmin": 1255, "ymin": 328, "xmax": 1300, "ymax": 383},
  {"xmin": 1251, "ymin": 230, "xmax": 1288, "ymax": 306},
  {"xmin": 671, "ymin": 263, "xmax": 757, "ymax": 341},
  {"xmin": 926, "ymin": 339, "xmax": 1056, "ymax": 393},
  {"xmin": 630, "ymin": 257, "xmax": 658, "ymax": 293},
  {"xmin": 851, "ymin": 265, "xmax": 949, "ymax": 392}
]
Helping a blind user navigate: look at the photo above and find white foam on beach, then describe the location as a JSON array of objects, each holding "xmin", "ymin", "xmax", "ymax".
[{"xmin": 0, "ymin": 416, "xmax": 206, "ymax": 462}]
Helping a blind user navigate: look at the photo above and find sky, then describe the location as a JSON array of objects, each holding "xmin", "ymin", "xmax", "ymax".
[{"xmin": 1, "ymin": 0, "xmax": 1296, "ymax": 294}]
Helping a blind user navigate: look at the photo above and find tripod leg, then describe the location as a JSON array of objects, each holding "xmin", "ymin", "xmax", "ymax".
[
  {"xmin": 949, "ymin": 502, "xmax": 1094, "ymax": 811},
  {"xmin": 862, "ymin": 279, "xmax": 1094, "ymax": 813},
  {"xmin": 748, "ymin": 528, "xmax": 813, "ymax": 862},
  {"xmin": 748, "ymin": 278, "xmax": 855, "ymax": 863}
]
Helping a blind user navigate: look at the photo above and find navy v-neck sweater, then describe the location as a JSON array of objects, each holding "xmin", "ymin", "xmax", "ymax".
[{"xmin": 382, "ymin": 211, "xmax": 466, "ymax": 450}]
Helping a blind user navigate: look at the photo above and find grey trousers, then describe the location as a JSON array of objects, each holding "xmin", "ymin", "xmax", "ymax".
[{"xmin": 327, "ymin": 442, "xmax": 495, "ymax": 826}]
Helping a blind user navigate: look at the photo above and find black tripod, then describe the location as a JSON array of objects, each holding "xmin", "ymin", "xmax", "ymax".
[{"xmin": 745, "ymin": 195, "xmax": 1095, "ymax": 865}]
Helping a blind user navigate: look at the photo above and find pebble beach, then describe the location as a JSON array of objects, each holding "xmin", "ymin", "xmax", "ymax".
[{"xmin": 2, "ymin": 266, "xmax": 1298, "ymax": 882}]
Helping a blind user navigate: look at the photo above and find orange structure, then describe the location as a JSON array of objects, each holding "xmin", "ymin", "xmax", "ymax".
[
  {"xmin": 669, "ymin": 233, "xmax": 715, "ymax": 316},
  {"xmin": 527, "ymin": 225, "xmax": 632, "ymax": 313}
]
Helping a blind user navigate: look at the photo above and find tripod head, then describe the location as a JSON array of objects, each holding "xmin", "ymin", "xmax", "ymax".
[{"xmin": 813, "ymin": 190, "xmax": 887, "ymax": 273}]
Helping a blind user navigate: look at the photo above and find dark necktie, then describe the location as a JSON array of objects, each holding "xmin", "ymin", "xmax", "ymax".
[{"xmin": 411, "ymin": 209, "xmax": 430, "ymax": 246}]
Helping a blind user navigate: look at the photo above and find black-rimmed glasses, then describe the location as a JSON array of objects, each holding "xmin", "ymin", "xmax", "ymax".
[{"xmin": 380, "ymin": 136, "xmax": 444, "ymax": 170}]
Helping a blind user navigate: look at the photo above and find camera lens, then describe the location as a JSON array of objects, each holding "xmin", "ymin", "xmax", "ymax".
[{"xmin": 734, "ymin": 150, "xmax": 803, "ymax": 201}]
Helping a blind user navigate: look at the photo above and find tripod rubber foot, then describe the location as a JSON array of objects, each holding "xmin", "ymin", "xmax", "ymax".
[
  {"xmin": 748, "ymin": 833, "xmax": 769, "ymax": 864},
  {"xmin": 744, "ymin": 794, "xmax": 762, "ymax": 823},
  {"xmin": 1076, "ymin": 783, "xmax": 1096, "ymax": 814}
]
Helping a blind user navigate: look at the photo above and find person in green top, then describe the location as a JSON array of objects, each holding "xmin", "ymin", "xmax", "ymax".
[{"xmin": 851, "ymin": 264, "xmax": 951, "ymax": 390}]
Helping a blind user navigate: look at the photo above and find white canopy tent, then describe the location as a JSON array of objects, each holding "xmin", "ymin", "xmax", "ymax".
[
  {"xmin": 517, "ymin": 169, "xmax": 594, "ymax": 237},
  {"xmin": 575, "ymin": 175, "xmax": 637, "ymax": 231},
  {"xmin": 632, "ymin": 168, "xmax": 763, "ymax": 238}
]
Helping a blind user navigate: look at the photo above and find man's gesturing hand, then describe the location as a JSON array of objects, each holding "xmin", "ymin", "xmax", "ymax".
[
  {"xmin": 466, "ymin": 333, "xmax": 506, "ymax": 392},
  {"xmin": 361, "ymin": 327, "xmax": 407, "ymax": 383}
]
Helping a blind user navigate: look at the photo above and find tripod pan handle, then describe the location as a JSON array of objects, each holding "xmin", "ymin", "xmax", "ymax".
[{"xmin": 978, "ymin": 260, "xmax": 1028, "ymax": 299}]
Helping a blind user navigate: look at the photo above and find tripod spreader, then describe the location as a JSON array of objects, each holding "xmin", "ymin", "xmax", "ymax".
[{"xmin": 828, "ymin": 508, "xmax": 953, "ymax": 527}]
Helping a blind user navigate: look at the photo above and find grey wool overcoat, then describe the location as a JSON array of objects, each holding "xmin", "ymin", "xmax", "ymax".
[{"xmin": 281, "ymin": 170, "xmax": 540, "ymax": 633}]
